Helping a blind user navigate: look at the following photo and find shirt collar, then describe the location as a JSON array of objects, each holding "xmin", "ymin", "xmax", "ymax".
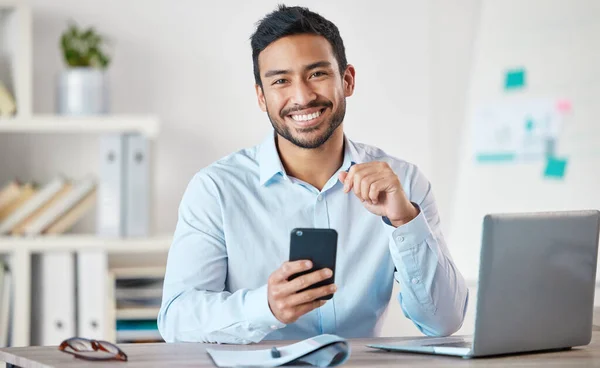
[
  {"xmin": 258, "ymin": 130, "xmax": 286, "ymax": 186},
  {"xmin": 258, "ymin": 130, "xmax": 359, "ymax": 186}
]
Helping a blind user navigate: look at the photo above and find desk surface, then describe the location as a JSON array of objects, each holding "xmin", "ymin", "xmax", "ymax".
[{"xmin": 3, "ymin": 331, "xmax": 600, "ymax": 368}]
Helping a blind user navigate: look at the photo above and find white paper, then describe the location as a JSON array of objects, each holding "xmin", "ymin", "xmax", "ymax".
[
  {"xmin": 206, "ymin": 334, "xmax": 350, "ymax": 367},
  {"xmin": 471, "ymin": 99, "xmax": 563, "ymax": 162}
]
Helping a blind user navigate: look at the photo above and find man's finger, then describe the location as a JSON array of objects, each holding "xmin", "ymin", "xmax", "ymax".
[
  {"xmin": 343, "ymin": 164, "xmax": 363, "ymax": 193},
  {"xmin": 280, "ymin": 268, "xmax": 333, "ymax": 295},
  {"xmin": 286, "ymin": 283, "xmax": 337, "ymax": 307},
  {"xmin": 368, "ymin": 178, "xmax": 387, "ymax": 204},
  {"xmin": 360, "ymin": 174, "xmax": 384, "ymax": 203},
  {"xmin": 294, "ymin": 300, "xmax": 327, "ymax": 318},
  {"xmin": 346, "ymin": 165, "xmax": 380, "ymax": 195},
  {"xmin": 273, "ymin": 260, "xmax": 313, "ymax": 283}
]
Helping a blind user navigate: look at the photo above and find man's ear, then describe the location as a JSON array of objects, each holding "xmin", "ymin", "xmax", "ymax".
[
  {"xmin": 343, "ymin": 64, "xmax": 356, "ymax": 98},
  {"xmin": 255, "ymin": 84, "xmax": 267, "ymax": 112}
]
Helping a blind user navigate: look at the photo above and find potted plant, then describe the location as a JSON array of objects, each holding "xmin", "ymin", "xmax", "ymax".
[{"xmin": 57, "ymin": 22, "xmax": 112, "ymax": 115}]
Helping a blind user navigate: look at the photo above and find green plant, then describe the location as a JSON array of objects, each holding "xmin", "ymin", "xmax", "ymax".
[{"xmin": 60, "ymin": 22, "xmax": 111, "ymax": 69}]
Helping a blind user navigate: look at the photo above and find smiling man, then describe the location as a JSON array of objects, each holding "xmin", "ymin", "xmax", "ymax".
[{"xmin": 158, "ymin": 5, "xmax": 468, "ymax": 344}]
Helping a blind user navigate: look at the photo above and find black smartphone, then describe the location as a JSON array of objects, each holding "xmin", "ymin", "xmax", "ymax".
[{"xmin": 288, "ymin": 228, "xmax": 338, "ymax": 300}]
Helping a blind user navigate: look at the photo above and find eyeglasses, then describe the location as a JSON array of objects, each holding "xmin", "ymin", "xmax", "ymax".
[{"xmin": 58, "ymin": 337, "xmax": 128, "ymax": 362}]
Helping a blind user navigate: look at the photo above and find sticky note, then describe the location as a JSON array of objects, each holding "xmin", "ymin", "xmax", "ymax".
[
  {"xmin": 476, "ymin": 153, "xmax": 516, "ymax": 163},
  {"xmin": 504, "ymin": 68, "xmax": 526, "ymax": 90},
  {"xmin": 544, "ymin": 157, "xmax": 568, "ymax": 179},
  {"xmin": 556, "ymin": 99, "xmax": 572, "ymax": 113},
  {"xmin": 525, "ymin": 118, "xmax": 534, "ymax": 132}
]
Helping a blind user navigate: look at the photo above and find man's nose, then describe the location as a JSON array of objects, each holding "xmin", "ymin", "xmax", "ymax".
[{"xmin": 290, "ymin": 80, "xmax": 317, "ymax": 107}]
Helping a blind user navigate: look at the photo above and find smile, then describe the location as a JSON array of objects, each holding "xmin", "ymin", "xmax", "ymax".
[{"xmin": 288, "ymin": 108, "xmax": 326, "ymax": 124}]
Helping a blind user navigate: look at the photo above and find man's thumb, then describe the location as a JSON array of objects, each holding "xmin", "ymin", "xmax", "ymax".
[{"xmin": 338, "ymin": 171, "xmax": 348, "ymax": 183}]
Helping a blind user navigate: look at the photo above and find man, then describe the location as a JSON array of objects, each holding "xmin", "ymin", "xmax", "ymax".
[{"xmin": 158, "ymin": 5, "xmax": 468, "ymax": 344}]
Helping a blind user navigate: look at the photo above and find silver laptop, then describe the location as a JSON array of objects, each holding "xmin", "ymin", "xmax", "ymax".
[{"xmin": 368, "ymin": 210, "xmax": 600, "ymax": 358}]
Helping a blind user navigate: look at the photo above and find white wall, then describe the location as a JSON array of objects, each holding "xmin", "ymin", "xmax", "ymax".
[
  {"xmin": 448, "ymin": 0, "xmax": 600, "ymax": 281},
  {"xmin": 0, "ymin": 0, "xmax": 433, "ymax": 235}
]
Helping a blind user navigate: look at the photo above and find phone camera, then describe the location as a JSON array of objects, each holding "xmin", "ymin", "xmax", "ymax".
[{"xmin": 296, "ymin": 230, "xmax": 303, "ymax": 236}]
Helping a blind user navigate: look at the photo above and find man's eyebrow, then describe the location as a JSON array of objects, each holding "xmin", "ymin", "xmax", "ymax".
[
  {"xmin": 305, "ymin": 61, "xmax": 331, "ymax": 71},
  {"xmin": 263, "ymin": 61, "xmax": 332, "ymax": 79},
  {"xmin": 264, "ymin": 69, "xmax": 289, "ymax": 78}
]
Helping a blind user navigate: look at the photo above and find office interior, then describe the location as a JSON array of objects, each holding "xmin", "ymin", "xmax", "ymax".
[{"xmin": 0, "ymin": 0, "xmax": 598, "ymax": 351}]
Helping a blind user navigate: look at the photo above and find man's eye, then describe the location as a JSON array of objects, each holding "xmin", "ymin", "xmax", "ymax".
[
  {"xmin": 311, "ymin": 71, "xmax": 326, "ymax": 78},
  {"xmin": 273, "ymin": 79, "xmax": 287, "ymax": 85}
]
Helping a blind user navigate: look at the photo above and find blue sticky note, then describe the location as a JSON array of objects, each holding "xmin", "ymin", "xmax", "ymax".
[
  {"xmin": 504, "ymin": 68, "xmax": 526, "ymax": 90},
  {"xmin": 544, "ymin": 157, "xmax": 567, "ymax": 179}
]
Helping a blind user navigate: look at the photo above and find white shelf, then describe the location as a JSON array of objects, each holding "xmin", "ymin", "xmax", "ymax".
[
  {"xmin": 116, "ymin": 307, "xmax": 161, "ymax": 320},
  {"xmin": 0, "ymin": 115, "xmax": 160, "ymax": 138},
  {"xmin": 0, "ymin": 234, "xmax": 172, "ymax": 253},
  {"xmin": 0, "ymin": 1, "xmax": 24, "ymax": 8}
]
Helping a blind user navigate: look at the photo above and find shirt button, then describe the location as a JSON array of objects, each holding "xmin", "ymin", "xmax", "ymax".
[
  {"xmin": 397, "ymin": 236, "xmax": 405, "ymax": 242},
  {"xmin": 411, "ymin": 278, "xmax": 420, "ymax": 284},
  {"xmin": 317, "ymin": 195, "xmax": 323, "ymax": 201},
  {"xmin": 270, "ymin": 325, "xmax": 278, "ymax": 330}
]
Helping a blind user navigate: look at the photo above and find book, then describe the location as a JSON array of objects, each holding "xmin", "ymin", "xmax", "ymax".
[
  {"xmin": 12, "ymin": 182, "xmax": 74, "ymax": 235},
  {"xmin": 0, "ymin": 183, "xmax": 36, "ymax": 223},
  {"xmin": 0, "ymin": 80, "xmax": 16, "ymax": 118},
  {"xmin": 0, "ymin": 176, "xmax": 67, "ymax": 235},
  {"xmin": 116, "ymin": 319, "xmax": 162, "ymax": 343},
  {"xmin": 0, "ymin": 181, "xmax": 21, "ymax": 210},
  {"xmin": 24, "ymin": 177, "xmax": 96, "ymax": 236},
  {"xmin": 44, "ymin": 188, "xmax": 96, "ymax": 234}
]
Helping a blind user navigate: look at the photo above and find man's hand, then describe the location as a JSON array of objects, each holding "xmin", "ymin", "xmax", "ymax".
[
  {"xmin": 268, "ymin": 260, "xmax": 337, "ymax": 324},
  {"xmin": 338, "ymin": 162, "xmax": 419, "ymax": 227}
]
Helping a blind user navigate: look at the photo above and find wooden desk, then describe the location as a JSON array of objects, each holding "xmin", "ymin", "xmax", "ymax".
[{"xmin": 2, "ymin": 332, "xmax": 600, "ymax": 368}]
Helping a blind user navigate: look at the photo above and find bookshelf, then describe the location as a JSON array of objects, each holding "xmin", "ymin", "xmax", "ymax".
[
  {"xmin": 0, "ymin": 115, "xmax": 159, "ymax": 137},
  {"xmin": 0, "ymin": 234, "xmax": 172, "ymax": 253},
  {"xmin": 0, "ymin": 2, "xmax": 168, "ymax": 347}
]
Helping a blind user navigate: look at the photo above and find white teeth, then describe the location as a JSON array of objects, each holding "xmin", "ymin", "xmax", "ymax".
[{"xmin": 291, "ymin": 110, "xmax": 322, "ymax": 122}]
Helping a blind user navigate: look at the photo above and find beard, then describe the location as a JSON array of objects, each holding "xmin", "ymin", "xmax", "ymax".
[{"xmin": 266, "ymin": 97, "xmax": 346, "ymax": 149}]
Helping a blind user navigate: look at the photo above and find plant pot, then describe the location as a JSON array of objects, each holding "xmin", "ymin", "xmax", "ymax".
[{"xmin": 57, "ymin": 68, "xmax": 109, "ymax": 115}]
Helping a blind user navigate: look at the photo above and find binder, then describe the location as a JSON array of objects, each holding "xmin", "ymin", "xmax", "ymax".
[
  {"xmin": 124, "ymin": 135, "xmax": 149, "ymax": 237},
  {"xmin": 76, "ymin": 251, "xmax": 108, "ymax": 340},
  {"xmin": 96, "ymin": 135, "xmax": 126, "ymax": 237},
  {"xmin": 0, "ymin": 259, "xmax": 10, "ymax": 347},
  {"xmin": 96, "ymin": 134, "xmax": 150, "ymax": 237},
  {"xmin": 31, "ymin": 253, "xmax": 76, "ymax": 345}
]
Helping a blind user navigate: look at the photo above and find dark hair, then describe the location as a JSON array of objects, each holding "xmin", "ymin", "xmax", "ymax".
[{"xmin": 250, "ymin": 4, "xmax": 348, "ymax": 87}]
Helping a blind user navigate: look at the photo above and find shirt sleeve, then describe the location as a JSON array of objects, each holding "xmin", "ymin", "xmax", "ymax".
[
  {"xmin": 157, "ymin": 172, "xmax": 285, "ymax": 344},
  {"xmin": 382, "ymin": 164, "xmax": 469, "ymax": 336}
]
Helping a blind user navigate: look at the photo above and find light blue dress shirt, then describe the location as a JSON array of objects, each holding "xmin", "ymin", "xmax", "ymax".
[{"xmin": 158, "ymin": 131, "xmax": 469, "ymax": 344}]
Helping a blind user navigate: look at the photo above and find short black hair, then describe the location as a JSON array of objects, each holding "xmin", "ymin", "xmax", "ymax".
[{"xmin": 250, "ymin": 4, "xmax": 348, "ymax": 87}]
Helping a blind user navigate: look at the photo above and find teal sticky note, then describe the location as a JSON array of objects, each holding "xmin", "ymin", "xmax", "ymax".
[
  {"xmin": 476, "ymin": 153, "xmax": 516, "ymax": 163},
  {"xmin": 525, "ymin": 118, "xmax": 534, "ymax": 132},
  {"xmin": 544, "ymin": 157, "xmax": 567, "ymax": 179},
  {"xmin": 504, "ymin": 68, "xmax": 526, "ymax": 90}
]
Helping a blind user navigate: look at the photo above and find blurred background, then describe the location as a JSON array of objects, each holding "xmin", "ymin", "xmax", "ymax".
[{"xmin": 0, "ymin": 0, "xmax": 598, "ymax": 348}]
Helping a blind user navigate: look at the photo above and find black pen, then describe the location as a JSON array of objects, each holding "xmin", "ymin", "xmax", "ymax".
[{"xmin": 270, "ymin": 346, "xmax": 281, "ymax": 358}]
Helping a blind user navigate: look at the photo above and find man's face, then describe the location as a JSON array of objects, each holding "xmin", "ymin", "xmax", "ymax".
[{"xmin": 256, "ymin": 34, "xmax": 355, "ymax": 149}]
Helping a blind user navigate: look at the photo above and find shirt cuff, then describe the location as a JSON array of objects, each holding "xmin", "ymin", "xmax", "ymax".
[
  {"xmin": 382, "ymin": 203, "xmax": 432, "ymax": 251},
  {"xmin": 244, "ymin": 284, "xmax": 286, "ymax": 332}
]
